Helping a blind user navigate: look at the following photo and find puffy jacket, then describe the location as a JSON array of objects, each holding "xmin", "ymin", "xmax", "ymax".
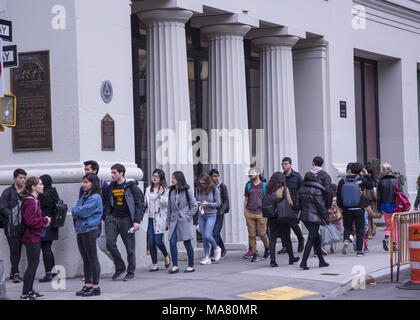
[
  {"xmin": 297, "ymin": 181, "xmax": 329, "ymax": 225},
  {"xmin": 72, "ymin": 193, "xmax": 103, "ymax": 234},
  {"xmin": 377, "ymin": 175, "xmax": 397, "ymax": 211},
  {"xmin": 284, "ymin": 169, "xmax": 303, "ymax": 211},
  {"xmin": 21, "ymin": 195, "xmax": 49, "ymax": 244},
  {"xmin": 0, "ymin": 185, "xmax": 21, "ymax": 225},
  {"xmin": 314, "ymin": 170, "xmax": 333, "ymax": 208}
]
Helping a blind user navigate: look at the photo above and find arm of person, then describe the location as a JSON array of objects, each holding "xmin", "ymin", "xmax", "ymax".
[
  {"xmin": 158, "ymin": 188, "xmax": 169, "ymax": 208},
  {"xmin": 102, "ymin": 182, "xmax": 110, "ymax": 217},
  {"xmin": 361, "ymin": 175, "xmax": 374, "ymax": 190},
  {"xmin": 324, "ymin": 174, "xmax": 333, "ymax": 208},
  {"xmin": 165, "ymin": 192, "xmax": 172, "ymax": 230},
  {"xmin": 205, "ymin": 188, "xmax": 220, "ymax": 209},
  {"xmin": 414, "ymin": 187, "xmax": 420, "ymax": 210},
  {"xmin": 376, "ymin": 181, "xmax": 382, "ymax": 212},
  {"xmin": 0, "ymin": 188, "xmax": 11, "ymax": 219},
  {"xmin": 72, "ymin": 196, "xmax": 102, "ymax": 219},
  {"xmin": 131, "ymin": 185, "xmax": 144, "ymax": 224},
  {"xmin": 336, "ymin": 179, "xmax": 344, "ymax": 210},
  {"xmin": 22, "ymin": 201, "xmax": 49, "ymax": 228},
  {"xmin": 188, "ymin": 188, "xmax": 198, "ymax": 217},
  {"xmin": 221, "ymin": 184, "xmax": 230, "ymax": 213},
  {"xmin": 286, "ymin": 187, "xmax": 293, "ymax": 207},
  {"xmin": 314, "ymin": 191, "xmax": 329, "ymax": 223}
]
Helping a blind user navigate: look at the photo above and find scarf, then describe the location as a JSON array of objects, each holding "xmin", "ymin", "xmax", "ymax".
[{"xmin": 311, "ymin": 166, "xmax": 323, "ymax": 175}]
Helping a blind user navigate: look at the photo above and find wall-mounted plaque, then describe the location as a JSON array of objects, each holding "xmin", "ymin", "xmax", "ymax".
[
  {"xmin": 340, "ymin": 101, "xmax": 347, "ymax": 118},
  {"xmin": 100, "ymin": 80, "xmax": 113, "ymax": 103},
  {"xmin": 11, "ymin": 51, "xmax": 52, "ymax": 152},
  {"xmin": 101, "ymin": 114, "xmax": 115, "ymax": 151}
]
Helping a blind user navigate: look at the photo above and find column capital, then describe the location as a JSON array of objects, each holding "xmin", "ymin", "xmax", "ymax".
[
  {"xmin": 253, "ymin": 36, "xmax": 299, "ymax": 48},
  {"xmin": 191, "ymin": 13, "xmax": 258, "ymax": 37},
  {"xmin": 247, "ymin": 26, "xmax": 306, "ymax": 40},
  {"xmin": 138, "ymin": 9, "xmax": 193, "ymax": 25},
  {"xmin": 132, "ymin": 0, "xmax": 202, "ymax": 14},
  {"xmin": 201, "ymin": 24, "xmax": 251, "ymax": 38}
]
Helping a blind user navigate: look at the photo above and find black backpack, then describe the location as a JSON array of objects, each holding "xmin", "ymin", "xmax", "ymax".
[
  {"xmin": 262, "ymin": 192, "xmax": 278, "ymax": 218},
  {"xmin": 52, "ymin": 199, "xmax": 68, "ymax": 228},
  {"xmin": 8, "ymin": 196, "xmax": 33, "ymax": 239}
]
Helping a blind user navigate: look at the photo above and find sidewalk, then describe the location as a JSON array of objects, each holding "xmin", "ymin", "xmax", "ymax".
[{"xmin": 3, "ymin": 226, "xmax": 393, "ymax": 300}]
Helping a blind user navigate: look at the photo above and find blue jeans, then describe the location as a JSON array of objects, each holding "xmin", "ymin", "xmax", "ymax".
[
  {"xmin": 169, "ymin": 231, "xmax": 194, "ymax": 268},
  {"xmin": 147, "ymin": 218, "xmax": 169, "ymax": 265},
  {"xmin": 198, "ymin": 214, "xmax": 218, "ymax": 255}
]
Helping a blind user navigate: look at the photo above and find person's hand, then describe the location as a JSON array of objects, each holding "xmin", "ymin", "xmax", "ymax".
[
  {"xmin": 44, "ymin": 217, "xmax": 51, "ymax": 227},
  {"xmin": 415, "ymin": 207, "xmax": 418, "ymax": 211},
  {"xmin": 202, "ymin": 201, "xmax": 208, "ymax": 207},
  {"xmin": 133, "ymin": 222, "xmax": 140, "ymax": 231},
  {"xmin": 361, "ymin": 168, "xmax": 368, "ymax": 176},
  {"xmin": 165, "ymin": 226, "xmax": 169, "ymax": 231},
  {"xmin": 157, "ymin": 186, "xmax": 163, "ymax": 198}
]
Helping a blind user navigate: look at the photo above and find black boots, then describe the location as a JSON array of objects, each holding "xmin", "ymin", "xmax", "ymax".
[
  {"xmin": 289, "ymin": 257, "xmax": 300, "ymax": 265},
  {"xmin": 39, "ymin": 272, "xmax": 56, "ymax": 283},
  {"xmin": 81, "ymin": 287, "xmax": 101, "ymax": 297},
  {"xmin": 270, "ymin": 260, "xmax": 278, "ymax": 267}
]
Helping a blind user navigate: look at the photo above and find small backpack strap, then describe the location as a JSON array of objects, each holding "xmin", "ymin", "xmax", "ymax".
[{"xmin": 263, "ymin": 182, "xmax": 267, "ymax": 197}]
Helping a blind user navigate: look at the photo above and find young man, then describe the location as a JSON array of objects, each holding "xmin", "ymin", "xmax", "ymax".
[
  {"xmin": 78, "ymin": 160, "xmax": 113, "ymax": 262},
  {"xmin": 0, "ymin": 169, "xmax": 26, "ymax": 283},
  {"xmin": 244, "ymin": 168, "xmax": 270, "ymax": 262},
  {"xmin": 209, "ymin": 169, "xmax": 230, "ymax": 260},
  {"xmin": 311, "ymin": 156, "xmax": 333, "ymax": 209},
  {"xmin": 279, "ymin": 157, "xmax": 305, "ymax": 254},
  {"xmin": 105, "ymin": 164, "xmax": 144, "ymax": 281},
  {"xmin": 337, "ymin": 162, "xmax": 373, "ymax": 256}
]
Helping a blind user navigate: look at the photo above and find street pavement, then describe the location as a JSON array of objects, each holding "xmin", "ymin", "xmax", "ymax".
[{"xmin": 2, "ymin": 226, "xmax": 412, "ymax": 300}]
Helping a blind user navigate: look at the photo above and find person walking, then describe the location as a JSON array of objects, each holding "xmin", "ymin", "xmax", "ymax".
[
  {"xmin": 72, "ymin": 173, "xmax": 103, "ymax": 297},
  {"xmin": 310, "ymin": 156, "xmax": 333, "ymax": 209},
  {"xmin": 0, "ymin": 169, "xmax": 26, "ymax": 283},
  {"xmin": 79, "ymin": 160, "xmax": 112, "ymax": 262},
  {"xmin": 196, "ymin": 173, "xmax": 222, "ymax": 265},
  {"xmin": 297, "ymin": 172, "xmax": 330, "ymax": 270},
  {"xmin": 266, "ymin": 172, "xmax": 300, "ymax": 267},
  {"xmin": 105, "ymin": 163, "xmax": 144, "ymax": 281},
  {"xmin": 37, "ymin": 175, "xmax": 60, "ymax": 282},
  {"xmin": 244, "ymin": 168, "xmax": 270, "ymax": 262},
  {"xmin": 337, "ymin": 162, "xmax": 373, "ymax": 257},
  {"xmin": 166, "ymin": 171, "xmax": 198, "ymax": 274},
  {"xmin": 20, "ymin": 177, "xmax": 51, "ymax": 300},
  {"xmin": 142, "ymin": 169, "xmax": 171, "ymax": 272},
  {"xmin": 376, "ymin": 162, "xmax": 398, "ymax": 251},
  {"xmin": 279, "ymin": 157, "xmax": 305, "ymax": 254}
]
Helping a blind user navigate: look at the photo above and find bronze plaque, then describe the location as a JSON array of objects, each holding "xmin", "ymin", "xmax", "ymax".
[
  {"xmin": 101, "ymin": 114, "xmax": 115, "ymax": 151},
  {"xmin": 11, "ymin": 51, "xmax": 52, "ymax": 151}
]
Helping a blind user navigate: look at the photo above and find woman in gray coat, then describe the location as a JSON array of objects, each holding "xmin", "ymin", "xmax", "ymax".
[{"xmin": 165, "ymin": 171, "xmax": 198, "ymax": 274}]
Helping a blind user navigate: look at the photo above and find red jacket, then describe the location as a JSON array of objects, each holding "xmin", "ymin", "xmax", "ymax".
[{"xmin": 21, "ymin": 195, "xmax": 49, "ymax": 244}]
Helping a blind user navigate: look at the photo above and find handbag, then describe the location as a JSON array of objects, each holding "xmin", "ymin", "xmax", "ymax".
[
  {"xmin": 276, "ymin": 188, "xmax": 299, "ymax": 225},
  {"xmin": 394, "ymin": 179, "xmax": 411, "ymax": 212},
  {"xmin": 320, "ymin": 224, "xmax": 341, "ymax": 245},
  {"xmin": 51, "ymin": 200, "xmax": 68, "ymax": 228}
]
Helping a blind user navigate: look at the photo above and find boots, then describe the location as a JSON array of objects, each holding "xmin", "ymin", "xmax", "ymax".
[
  {"xmin": 39, "ymin": 272, "xmax": 55, "ymax": 283},
  {"xmin": 300, "ymin": 242, "xmax": 312, "ymax": 270}
]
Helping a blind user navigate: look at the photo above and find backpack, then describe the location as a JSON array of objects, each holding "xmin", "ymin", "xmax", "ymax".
[
  {"xmin": 394, "ymin": 178, "xmax": 411, "ymax": 212},
  {"xmin": 52, "ymin": 199, "xmax": 68, "ymax": 228},
  {"xmin": 246, "ymin": 181, "xmax": 267, "ymax": 197},
  {"xmin": 8, "ymin": 196, "xmax": 34, "ymax": 239},
  {"xmin": 262, "ymin": 192, "xmax": 278, "ymax": 218},
  {"xmin": 341, "ymin": 176, "xmax": 361, "ymax": 207}
]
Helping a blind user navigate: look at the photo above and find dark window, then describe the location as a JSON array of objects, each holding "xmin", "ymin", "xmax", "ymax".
[
  {"xmin": 354, "ymin": 58, "xmax": 380, "ymax": 165},
  {"xmin": 418, "ymin": 69, "xmax": 420, "ymax": 159}
]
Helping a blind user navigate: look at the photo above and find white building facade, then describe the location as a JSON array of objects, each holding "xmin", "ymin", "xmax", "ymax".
[{"xmin": 0, "ymin": 0, "xmax": 419, "ymax": 277}]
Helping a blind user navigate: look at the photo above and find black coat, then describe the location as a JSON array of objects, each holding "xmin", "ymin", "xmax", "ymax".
[
  {"xmin": 284, "ymin": 169, "xmax": 303, "ymax": 211},
  {"xmin": 315, "ymin": 170, "xmax": 333, "ymax": 208},
  {"xmin": 38, "ymin": 186, "xmax": 60, "ymax": 241},
  {"xmin": 0, "ymin": 185, "xmax": 21, "ymax": 226},
  {"xmin": 297, "ymin": 181, "xmax": 329, "ymax": 225},
  {"xmin": 377, "ymin": 175, "xmax": 397, "ymax": 210}
]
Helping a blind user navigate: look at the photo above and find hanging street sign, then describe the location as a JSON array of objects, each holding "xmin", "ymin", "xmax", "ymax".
[
  {"xmin": 2, "ymin": 44, "xmax": 17, "ymax": 68},
  {"xmin": 0, "ymin": 19, "xmax": 12, "ymax": 42}
]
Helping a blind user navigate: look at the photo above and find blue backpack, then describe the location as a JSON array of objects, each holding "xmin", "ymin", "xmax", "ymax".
[
  {"xmin": 341, "ymin": 176, "xmax": 361, "ymax": 207},
  {"xmin": 246, "ymin": 182, "xmax": 267, "ymax": 197}
]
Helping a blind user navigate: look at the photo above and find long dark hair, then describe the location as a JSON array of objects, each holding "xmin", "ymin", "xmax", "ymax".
[
  {"xmin": 170, "ymin": 171, "xmax": 189, "ymax": 192},
  {"xmin": 150, "ymin": 168, "xmax": 167, "ymax": 193},
  {"xmin": 22, "ymin": 176, "xmax": 40, "ymax": 197},
  {"xmin": 267, "ymin": 172, "xmax": 286, "ymax": 193},
  {"xmin": 198, "ymin": 173, "xmax": 215, "ymax": 195},
  {"xmin": 304, "ymin": 172, "xmax": 318, "ymax": 182},
  {"xmin": 83, "ymin": 173, "xmax": 101, "ymax": 195}
]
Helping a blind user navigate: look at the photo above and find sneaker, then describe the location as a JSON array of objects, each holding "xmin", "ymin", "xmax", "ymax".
[
  {"xmin": 383, "ymin": 239, "xmax": 389, "ymax": 252},
  {"xmin": 349, "ymin": 234, "xmax": 354, "ymax": 243},
  {"xmin": 263, "ymin": 248, "xmax": 270, "ymax": 259},
  {"xmin": 81, "ymin": 287, "xmax": 101, "ymax": 297},
  {"xmin": 356, "ymin": 252, "xmax": 365, "ymax": 257},
  {"xmin": 210, "ymin": 256, "xmax": 216, "ymax": 262},
  {"xmin": 320, "ymin": 246, "xmax": 328, "ymax": 256},
  {"xmin": 251, "ymin": 254, "xmax": 260, "ymax": 262},
  {"xmin": 200, "ymin": 257, "xmax": 212, "ymax": 265},
  {"xmin": 221, "ymin": 251, "xmax": 227, "ymax": 259},
  {"xmin": 122, "ymin": 273, "xmax": 136, "ymax": 281},
  {"xmin": 20, "ymin": 294, "xmax": 36, "ymax": 300},
  {"xmin": 29, "ymin": 291, "xmax": 44, "ymax": 299},
  {"xmin": 341, "ymin": 240, "xmax": 349, "ymax": 255},
  {"xmin": 243, "ymin": 250, "xmax": 253, "ymax": 259},
  {"xmin": 363, "ymin": 247, "xmax": 369, "ymax": 253},
  {"xmin": 39, "ymin": 273, "xmax": 54, "ymax": 283},
  {"xmin": 214, "ymin": 247, "xmax": 222, "ymax": 262},
  {"xmin": 12, "ymin": 273, "xmax": 22, "ymax": 283},
  {"xmin": 277, "ymin": 247, "xmax": 287, "ymax": 254},
  {"xmin": 112, "ymin": 268, "xmax": 126, "ymax": 280}
]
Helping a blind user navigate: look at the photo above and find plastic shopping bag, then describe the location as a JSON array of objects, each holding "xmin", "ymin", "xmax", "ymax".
[{"xmin": 320, "ymin": 224, "xmax": 341, "ymax": 245}]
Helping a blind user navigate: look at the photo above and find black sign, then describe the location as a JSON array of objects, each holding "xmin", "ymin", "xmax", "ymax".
[
  {"xmin": 101, "ymin": 114, "xmax": 115, "ymax": 151},
  {"xmin": 0, "ymin": 19, "xmax": 12, "ymax": 42},
  {"xmin": 3, "ymin": 44, "xmax": 17, "ymax": 68},
  {"xmin": 340, "ymin": 101, "xmax": 347, "ymax": 118},
  {"xmin": 11, "ymin": 51, "xmax": 53, "ymax": 151}
]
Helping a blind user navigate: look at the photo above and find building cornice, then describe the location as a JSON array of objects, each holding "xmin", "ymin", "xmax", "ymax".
[{"xmin": 355, "ymin": 0, "xmax": 420, "ymax": 25}]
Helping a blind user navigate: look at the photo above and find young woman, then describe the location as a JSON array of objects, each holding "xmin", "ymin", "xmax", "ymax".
[
  {"xmin": 20, "ymin": 177, "xmax": 51, "ymax": 300},
  {"xmin": 37, "ymin": 174, "xmax": 60, "ymax": 282},
  {"xmin": 143, "ymin": 169, "xmax": 171, "ymax": 272},
  {"xmin": 297, "ymin": 172, "xmax": 330, "ymax": 270},
  {"xmin": 72, "ymin": 173, "xmax": 103, "ymax": 297},
  {"xmin": 196, "ymin": 173, "xmax": 221, "ymax": 265},
  {"xmin": 266, "ymin": 172, "xmax": 300, "ymax": 267},
  {"xmin": 166, "ymin": 171, "xmax": 198, "ymax": 274}
]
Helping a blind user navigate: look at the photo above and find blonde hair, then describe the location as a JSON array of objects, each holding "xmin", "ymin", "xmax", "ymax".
[{"xmin": 381, "ymin": 162, "xmax": 392, "ymax": 176}]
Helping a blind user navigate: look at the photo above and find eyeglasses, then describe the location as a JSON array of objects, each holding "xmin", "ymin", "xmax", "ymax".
[{"xmin": 152, "ymin": 175, "xmax": 160, "ymax": 178}]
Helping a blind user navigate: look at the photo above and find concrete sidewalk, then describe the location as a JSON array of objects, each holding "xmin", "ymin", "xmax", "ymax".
[{"xmin": 3, "ymin": 226, "xmax": 394, "ymax": 300}]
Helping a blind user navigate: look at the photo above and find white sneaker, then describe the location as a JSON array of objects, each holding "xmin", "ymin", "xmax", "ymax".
[
  {"xmin": 342, "ymin": 240, "xmax": 349, "ymax": 255},
  {"xmin": 349, "ymin": 235, "xmax": 354, "ymax": 243},
  {"xmin": 200, "ymin": 257, "xmax": 211, "ymax": 265},
  {"xmin": 214, "ymin": 247, "xmax": 222, "ymax": 262}
]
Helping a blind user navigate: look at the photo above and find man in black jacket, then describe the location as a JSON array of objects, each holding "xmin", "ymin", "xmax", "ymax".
[
  {"xmin": 105, "ymin": 164, "xmax": 144, "ymax": 281},
  {"xmin": 209, "ymin": 169, "xmax": 230, "ymax": 260},
  {"xmin": 0, "ymin": 169, "xmax": 26, "ymax": 283},
  {"xmin": 311, "ymin": 156, "xmax": 333, "ymax": 209},
  {"xmin": 337, "ymin": 162, "xmax": 373, "ymax": 256}
]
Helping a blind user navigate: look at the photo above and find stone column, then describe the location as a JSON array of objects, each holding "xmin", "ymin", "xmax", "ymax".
[
  {"xmin": 200, "ymin": 24, "xmax": 252, "ymax": 245},
  {"xmin": 138, "ymin": 9, "xmax": 194, "ymax": 186},
  {"xmin": 252, "ymin": 35, "xmax": 300, "ymax": 177}
]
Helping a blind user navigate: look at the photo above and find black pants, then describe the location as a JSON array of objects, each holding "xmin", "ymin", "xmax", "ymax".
[
  {"xmin": 22, "ymin": 241, "xmax": 41, "ymax": 295},
  {"xmin": 281, "ymin": 223, "xmax": 304, "ymax": 247},
  {"xmin": 211, "ymin": 213, "xmax": 226, "ymax": 256},
  {"xmin": 343, "ymin": 209, "xmax": 365, "ymax": 253},
  {"xmin": 268, "ymin": 220, "xmax": 295, "ymax": 262},
  {"xmin": 301, "ymin": 222, "xmax": 324, "ymax": 265},
  {"xmin": 4, "ymin": 226, "xmax": 23, "ymax": 275},
  {"xmin": 77, "ymin": 230, "xmax": 101, "ymax": 285},
  {"xmin": 105, "ymin": 215, "xmax": 136, "ymax": 274},
  {"xmin": 40, "ymin": 241, "xmax": 55, "ymax": 273}
]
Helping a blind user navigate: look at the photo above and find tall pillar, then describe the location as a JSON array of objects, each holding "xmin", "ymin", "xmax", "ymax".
[
  {"xmin": 138, "ymin": 9, "xmax": 195, "ymax": 186},
  {"xmin": 252, "ymin": 35, "xmax": 300, "ymax": 177}
]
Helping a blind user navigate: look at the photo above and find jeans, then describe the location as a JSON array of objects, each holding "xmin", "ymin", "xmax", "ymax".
[
  {"xmin": 343, "ymin": 209, "xmax": 365, "ymax": 252},
  {"xmin": 212, "ymin": 214, "xmax": 226, "ymax": 254},
  {"xmin": 169, "ymin": 231, "xmax": 194, "ymax": 268},
  {"xmin": 147, "ymin": 218, "xmax": 169, "ymax": 265},
  {"xmin": 105, "ymin": 215, "xmax": 136, "ymax": 274},
  {"xmin": 198, "ymin": 214, "xmax": 218, "ymax": 255},
  {"xmin": 4, "ymin": 226, "xmax": 23, "ymax": 275},
  {"xmin": 40, "ymin": 240, "xmax": 55, "ymax": 273},
  {"xmin": 77, "ymin": 230, "xmax": 101, "ymax": 285},
  {"xmin": 22, "ymin": 241, "xmax": 41, "ymax": 295},
  {"xmin": 268, "ymin": 220, "xmax": 295, "ymax": 262}
]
